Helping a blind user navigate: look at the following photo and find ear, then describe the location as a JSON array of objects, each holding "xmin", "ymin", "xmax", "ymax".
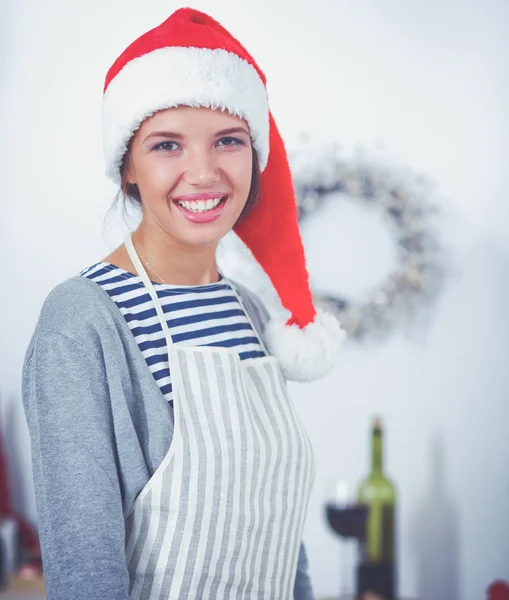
[
  {"xmin": 121, "ymin": 133, "xmax": 138, "ymax": 186},
  {"xmin": 124, "ymin": 152, "xmax": 135, "ymax": 186}
]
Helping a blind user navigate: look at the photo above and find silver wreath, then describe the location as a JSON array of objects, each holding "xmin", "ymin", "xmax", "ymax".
[{"xmin": 290, "ymin": 144, "xmax": 446, "ymax": 341}]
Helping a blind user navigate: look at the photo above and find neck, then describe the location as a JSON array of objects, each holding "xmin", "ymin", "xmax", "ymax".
[
  {"xmin": 372, "ymin": 428, "xmax": 383, "ymax": 475},
  {"xmin": 132, "ymin": 222, "xmax": 220, "ymax": 286}
]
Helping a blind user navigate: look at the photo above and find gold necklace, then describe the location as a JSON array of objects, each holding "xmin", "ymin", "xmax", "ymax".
[
  {"xmin": 132, "ymin": 235, "xmax": 222, "ymax": 286},
  {"xmin": 133, "ymin": 239, "xmax": 168, "ymax": 284}
]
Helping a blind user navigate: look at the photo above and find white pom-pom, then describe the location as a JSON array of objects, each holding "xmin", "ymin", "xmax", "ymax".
[{"xmin": 265, "ymin": 308, "xmax": 346, "ymax": 382}]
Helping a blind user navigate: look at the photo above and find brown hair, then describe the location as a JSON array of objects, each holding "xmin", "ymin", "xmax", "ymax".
[{"xmin": 118, "ymin": 140, "xmax": 261, "ymax": 223}]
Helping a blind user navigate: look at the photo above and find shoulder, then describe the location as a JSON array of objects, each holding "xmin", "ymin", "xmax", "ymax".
[
  {"xmin": 36, "ymin": 276, "xmax": 120, "ymax": 340},
  {"xmin": 228, "ymin": 279, "xmax": 271, "ymax": 333},
  {"xmin": 23, "ymin": 276, "xmax": 118, "ymax": 379}
]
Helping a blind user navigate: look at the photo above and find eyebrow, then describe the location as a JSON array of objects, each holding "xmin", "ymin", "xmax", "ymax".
[{"xmin": 143, "ymin": 127, "xmax": 250, "ymax": 143}]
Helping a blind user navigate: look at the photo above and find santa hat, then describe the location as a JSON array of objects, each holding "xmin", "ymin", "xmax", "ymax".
[{"xmin": 102, "ymin": 7, "xmax": 345, "ymax": 381}]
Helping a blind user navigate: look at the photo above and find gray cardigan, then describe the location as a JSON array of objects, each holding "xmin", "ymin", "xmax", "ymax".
[{"xmin": 22, "ymin": 275, "xmax": 315, "ymax": 600}]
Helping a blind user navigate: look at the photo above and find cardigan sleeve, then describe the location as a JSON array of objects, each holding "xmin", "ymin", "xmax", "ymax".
[
  {"xmin": 22, "ymin": 327, "xmax": 130, "ymax": 600},
  {"xmin": 294, "ymin": 542, "xmax": 315, "ymax": 599}
]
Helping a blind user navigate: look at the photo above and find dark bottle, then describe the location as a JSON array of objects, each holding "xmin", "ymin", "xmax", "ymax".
[{"xmin": 356, "ymin": 416, "xmax": 396, "ymax": 599}]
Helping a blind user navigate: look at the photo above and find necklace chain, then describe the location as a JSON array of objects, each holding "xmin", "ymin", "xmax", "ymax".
[
  {"xmin": 132, "ymin": 234, "xmax": 223, "ymax": 286},
  {"xmin": 133, "ymin": 239, "xmax": 168, "ymax": 284}
]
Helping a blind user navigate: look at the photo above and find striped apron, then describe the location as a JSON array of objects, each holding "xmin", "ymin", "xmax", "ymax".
[{"xmin": 124, "ymin": 234, "xmax": 315, "ymax": 599}]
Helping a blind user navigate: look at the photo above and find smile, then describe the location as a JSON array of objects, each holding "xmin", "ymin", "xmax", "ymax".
[
  {"xmin": 176, "ymin": 196, "xmax": 227, "ymax": 213},
  {"xmin": 173, "ymin": 194, "xmax": 229, "ymax": 224}
]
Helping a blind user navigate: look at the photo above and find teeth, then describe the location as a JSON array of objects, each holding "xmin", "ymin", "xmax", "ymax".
[{"xmin": 177, "ymin": 196, "xmax": 225, "ymax": 213}]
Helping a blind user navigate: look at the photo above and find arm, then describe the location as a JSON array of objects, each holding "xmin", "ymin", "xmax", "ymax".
[
  {"xmin": 294, "ymin": 542, "xmax": 315, "ymax": 600},
  {"xmin": 22, "ymin": 327, "xmax": 130, "ymax": 600}
]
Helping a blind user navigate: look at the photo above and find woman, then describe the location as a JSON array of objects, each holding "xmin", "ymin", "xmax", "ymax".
[{"xmin": 22, "ymin": 8, "xmax": 344, "ymax": 600}]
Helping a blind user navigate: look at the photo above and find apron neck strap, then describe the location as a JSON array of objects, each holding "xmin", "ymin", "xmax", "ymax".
[
  {"xmin": 124, "ymin": 233, "xmax": 174, "ymax": 347},
  {"xmin": 125, "ymin": 232, "xmax": 270, "ymax": 356}
]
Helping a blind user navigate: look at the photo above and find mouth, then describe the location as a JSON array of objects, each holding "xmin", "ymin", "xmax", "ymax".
[
  {"xmin": 172, "ymin": 194, "xmax": 229, "ymax": 223},
  {"xmin": 174, "ymin": 195, "xmax": 228, "ymax": 213}
]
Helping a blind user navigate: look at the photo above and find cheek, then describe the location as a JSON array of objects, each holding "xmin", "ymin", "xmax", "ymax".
[
  {"xmin": 229, "ymin": 156, "xmax": 253, "ymax": 197},
  {"xmin": 138, "ymin": 158, "xmax": 177, "ymax": 192}
]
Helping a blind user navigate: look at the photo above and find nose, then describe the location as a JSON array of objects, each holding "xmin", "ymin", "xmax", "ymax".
[{"xmin": 183, "ymin": 148, "xmax": 219, "ymax": 186}]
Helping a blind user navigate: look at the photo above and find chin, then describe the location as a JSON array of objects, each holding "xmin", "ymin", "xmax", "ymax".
[
  {"xmin": 173, "ymin": 225, "xmax": 230, "ymax": 248},
  {"xmin": 169, "ymin": 209, "xmax": 243, "ymax": 248}
]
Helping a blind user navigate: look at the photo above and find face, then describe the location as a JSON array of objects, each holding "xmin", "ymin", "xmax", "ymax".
[{"xmin": 126, "ymin": 106, "xmax": 253, "ymax": 248}]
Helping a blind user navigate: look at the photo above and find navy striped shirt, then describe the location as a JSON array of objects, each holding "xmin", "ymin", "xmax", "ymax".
[{"xmin": 80, "ymin": 262, "xmax": 266, "ymax": 403}]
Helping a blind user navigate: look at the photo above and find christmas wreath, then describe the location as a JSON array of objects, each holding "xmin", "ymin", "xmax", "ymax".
[{"xmin": 290, "ymin": 144, "xmax": 445, "ymax": 341}]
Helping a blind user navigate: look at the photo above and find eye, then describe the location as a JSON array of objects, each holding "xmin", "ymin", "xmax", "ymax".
[
  {"xmin": 152, "ymin": 141, "xmax": 180, "ymax": 152},
  {"xmin": 217, "ymin": 136, "xmax": 246, "ymax": 147}
]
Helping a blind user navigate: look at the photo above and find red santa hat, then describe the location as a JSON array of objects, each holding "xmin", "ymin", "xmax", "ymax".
[{"xmin": 102, "ymin": 7, "xmax": 345, "ymax": 381}]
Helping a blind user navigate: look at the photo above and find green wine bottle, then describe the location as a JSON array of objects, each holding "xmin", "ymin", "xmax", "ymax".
[{"xmin": 357, "ymin": 416, "xmax": 396, "ymax": 564}]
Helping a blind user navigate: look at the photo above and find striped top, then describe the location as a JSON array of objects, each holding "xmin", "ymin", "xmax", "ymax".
[{"xmin": 80, "ymin": 262, "xmax": 266, "ymax": 404}]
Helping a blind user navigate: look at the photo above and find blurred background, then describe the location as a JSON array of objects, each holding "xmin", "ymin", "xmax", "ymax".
[{"xmin": 0, "ymin": 0, "xmax": 508, "ymax": 599}]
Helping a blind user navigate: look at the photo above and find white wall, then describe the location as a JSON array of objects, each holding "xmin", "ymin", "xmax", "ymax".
[{"xmin": 1, "ymin": 1, "xmax": 508, "ymax": 599}]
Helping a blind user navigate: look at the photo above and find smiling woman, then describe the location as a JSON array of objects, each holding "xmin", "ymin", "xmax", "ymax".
[{"xmin": 21, "ymin": 7, "xmax": 344, "ymax": 600}]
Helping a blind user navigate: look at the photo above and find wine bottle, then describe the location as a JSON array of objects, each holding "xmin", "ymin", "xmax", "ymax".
[{"xmin": 357, "ymin": 416, "xmax": 396, "ymax": 564}]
